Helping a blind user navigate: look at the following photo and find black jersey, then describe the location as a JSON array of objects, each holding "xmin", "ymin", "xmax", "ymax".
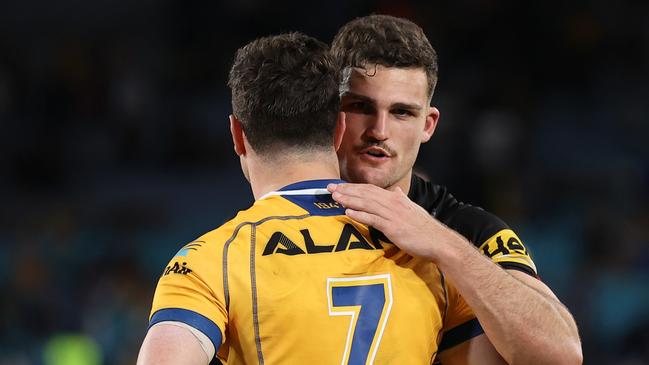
[{"xmin": 408, "ymin": 174, "xmax": 537, "ymax": 277}]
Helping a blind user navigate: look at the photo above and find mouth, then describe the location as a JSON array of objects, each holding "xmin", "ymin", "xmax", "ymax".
[{"xmin": 360, "ymin": 146, "xmax": 392, "ymax": 161}]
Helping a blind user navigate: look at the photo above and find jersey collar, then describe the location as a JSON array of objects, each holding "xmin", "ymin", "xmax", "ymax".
[{"xmin": 258, "ymin": 179, "xmax": 346, "ymax": 201}]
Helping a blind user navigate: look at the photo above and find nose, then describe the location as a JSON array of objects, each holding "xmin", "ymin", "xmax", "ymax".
[{"xmin": 365, "ymin": 110, "xmax": 388, "ymax": 141}]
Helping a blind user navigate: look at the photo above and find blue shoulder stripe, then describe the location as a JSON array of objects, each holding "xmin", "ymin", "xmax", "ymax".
[
  {"xmin": 438, "ymin": 318, "xmax": 484, "ymax": 352},
  {"xmin": 281, "ymin": 193, "xmax": 347, "ymax": 216},
  {"xmin": 149, "ymin": 308, "xmax": 223, "ymax": 352},
  {"xmin": 278, "ymin": 179, "xmax": 345, "ymax": 191}
]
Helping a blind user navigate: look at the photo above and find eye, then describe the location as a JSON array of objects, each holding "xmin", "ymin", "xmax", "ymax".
[
  {"xmin": 343, "ymin": 101, "xmax": 373, "ymax": 114},
  {"xmin": 393, "ymin": 108, "xmax": 415, "ymax": 117}
]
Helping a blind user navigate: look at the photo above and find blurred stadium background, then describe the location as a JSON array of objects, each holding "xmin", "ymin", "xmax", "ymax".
[{"xmin": 1, "ymin": 1, "xmax": 647, "ymax": 364}]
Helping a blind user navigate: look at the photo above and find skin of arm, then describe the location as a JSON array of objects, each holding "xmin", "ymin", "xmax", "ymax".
[
  {"xmin": 328, "ymin": 183, "xmax": 583, "ymax": 365},
  {"xmin": 438, "ymin": 333, "xmax": 506, "ymax": 365},
  {"xmin": 137, "ymin": 323, "xmax": 210, "ymax": 365}
]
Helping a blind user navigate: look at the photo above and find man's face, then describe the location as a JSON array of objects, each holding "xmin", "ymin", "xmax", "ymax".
[{"xmin": 337, "ymin": 65, "xmax": 439, "ymax": 191}]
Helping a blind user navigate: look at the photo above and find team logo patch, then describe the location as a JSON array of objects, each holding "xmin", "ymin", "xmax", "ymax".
[
  {"xmin": 478, "ymin": 229, "xmax": 536, "ymax": 272},
  {"xmin": 174, "ymin": 241, "xmax": 203, "ymax": 257}
]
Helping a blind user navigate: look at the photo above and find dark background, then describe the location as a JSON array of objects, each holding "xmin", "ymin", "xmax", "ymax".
[{"xmin": 1, "ymin": 1, "xmax": 648, "ymax": 364}]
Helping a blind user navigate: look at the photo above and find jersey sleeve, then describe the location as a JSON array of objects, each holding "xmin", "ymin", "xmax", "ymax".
[
  {"xmin": 442, "ymin": 203, "xmax": 538, "ymax": 277},
  {"xmin": 438, "ymin": 277, "xmax": 484, "ymax": 353},
  {"xmin": 148, "ymin": 235, "xmax": 228, "ymax": 353},
  {"xmin": 477, "ymin": 228, "xmax": 537, "ymax": 275},
  {"xmin": 408, "ymin": 175, "xmax": 539, "ymax": 278}
]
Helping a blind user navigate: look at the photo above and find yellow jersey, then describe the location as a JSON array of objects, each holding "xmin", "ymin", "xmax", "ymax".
[{"xmin": 149, "ymin": 179, "xmax": 482, "ymax": 364}]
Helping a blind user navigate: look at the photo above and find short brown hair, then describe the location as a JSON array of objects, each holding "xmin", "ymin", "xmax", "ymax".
[
  {"xmin": 228, "ymin": 32, "xmax": 340, "ymax": 155},
  {"xmin": 331, "ymin": 14, "xmax": 438, "ymax": 97}
]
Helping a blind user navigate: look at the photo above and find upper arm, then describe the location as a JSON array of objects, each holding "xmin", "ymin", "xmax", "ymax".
[
  {"xmin": 437, "ymin": 333, "xmax": 506, "ymax": 365},
  {"xmin": 147, "ymin": 232, "xmax": 234, "ymax": 360},
  {"xmin": 434, "ymin": 195, "xmax": 539, "ymax": 278},
  {"xmin": 137, "ymin": 323, "xmax": 210, "ymax": 365},
  {"xmin": 476, "ymin": 228, "xmax": 538, "ymax": 277}
]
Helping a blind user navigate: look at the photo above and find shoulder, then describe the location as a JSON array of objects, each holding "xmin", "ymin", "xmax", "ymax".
[
  {"xmin": 197, "ymin": 209, "xmax": 258, "ymax": 248},
  {"xmin": 409, "ymin": 174, "xmax": 509, "ymax": 246},
  {"xmin": 197, "ymin": 196, "xmax": 309, "ymax": 247},
  {"xmin": 409, "ymin": 174, "xmax": 538, "ymax": 276}
]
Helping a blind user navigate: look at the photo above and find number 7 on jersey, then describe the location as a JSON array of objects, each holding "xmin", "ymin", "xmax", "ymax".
[{"xmin": 327, "ymin": 274, "xmax": 393, "ymax": 365}]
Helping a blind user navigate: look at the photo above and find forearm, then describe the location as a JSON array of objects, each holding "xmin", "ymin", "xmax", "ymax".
[
  {"xmin": 435, "ymin": 229, "xmax": 582, "ymax": 365},
  {"xmin": 325, "ymin": 183, "xmax": 582, "ymax": 364}
]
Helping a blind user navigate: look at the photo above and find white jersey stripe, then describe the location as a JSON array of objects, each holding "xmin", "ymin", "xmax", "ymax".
[{"xmin": 258, "ymin": 188, "xmax": 330, "ymax": 201}]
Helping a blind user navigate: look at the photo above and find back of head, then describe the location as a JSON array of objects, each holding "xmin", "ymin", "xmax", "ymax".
[
  {"xmin": 331, "ymin": 14, "xmax": 438, "ymax": 98},
  {"xmin": 228, "ymin": 32, "xmax": 340, "ymax": 156}
]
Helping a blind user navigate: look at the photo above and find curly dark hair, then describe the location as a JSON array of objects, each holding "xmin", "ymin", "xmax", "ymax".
[
  {"xmin": 331, "ymin": 14, "xmax": 438, "ymax": 98},
  {"xmin": 228, "ymin": 32, "xmax": 340, "ymax": 154}
]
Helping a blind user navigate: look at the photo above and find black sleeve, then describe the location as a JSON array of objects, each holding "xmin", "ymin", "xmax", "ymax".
[{"xmin": 409, "ymin": 174, "xmax": 538, "ymax": 278}]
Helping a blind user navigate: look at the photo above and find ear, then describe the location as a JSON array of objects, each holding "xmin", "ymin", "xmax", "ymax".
[
  {"xmin": 421, "ymin": 106, "xmax": 440, "ymax": 143},
  {"xmin": 333, "ymin": 112, "xmax": 347, "ymax": 152},
  {"xmin": 229, "ymin": 114, "xmax": 247, "ymax": 156}
]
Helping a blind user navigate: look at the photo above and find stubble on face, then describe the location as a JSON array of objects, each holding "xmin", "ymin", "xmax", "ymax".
[{"xmin": 337, "ymin": 65, "xmax": 432, "ymax": 191}]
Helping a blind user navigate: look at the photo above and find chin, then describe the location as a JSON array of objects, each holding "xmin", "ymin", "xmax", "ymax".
[{"xmin": 349, "ymin": 168, "xmax": 394, "ymax": 189}]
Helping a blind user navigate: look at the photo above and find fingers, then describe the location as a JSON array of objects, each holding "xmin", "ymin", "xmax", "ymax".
[
  {"xmin": 328, "ymin": 183, "xmax": 388, "ymax": 226},
  {"xmin": 327, "ymin": 183, "xmax": 396, "ymax": 211},
  {"xmin": 327, "ymin": 183, "xmax": 382, "ymax": 197},
  {"xmin": 345, "ymin": 209, "xmax": 389, "ymax": 232},
  {"xmin": 331, "ymin": 190, "xmax": 392, "ymax": 219},
  {"xmin": 329, "ymin": 182, "xmax": 406, "ymax": 200}
]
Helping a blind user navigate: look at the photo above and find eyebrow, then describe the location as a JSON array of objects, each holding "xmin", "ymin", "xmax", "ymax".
[{"xmin": 342, "ymin": 91, "xmax": 423, "ymax": 111}]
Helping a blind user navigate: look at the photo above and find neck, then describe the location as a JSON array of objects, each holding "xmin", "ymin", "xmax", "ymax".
[
  {"xmin": 248, "ymin": 151, "xmax": 341, "ymax": 200},
  {"xmin": 392, "ymin": 169, "xmax": 413, "ymax": 195}
]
